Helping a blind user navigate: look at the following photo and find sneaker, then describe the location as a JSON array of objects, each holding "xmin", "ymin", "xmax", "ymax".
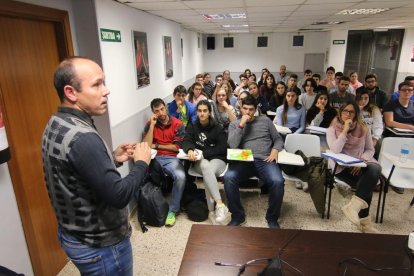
[
  {"xmin": 215, "ymin": 204, "xmax": 229, "ymax": 223},
  {"xmin": 391, "ymin": 185, "xmax": 404, "ymax": 194},
  {"xmin": 227, "ymin": 218, "xmax": 246, "ymax": 226},
  {"xmin": 295, "ymin": 181, "xmax": 303, "ymax": 189},
  {"xmin": 302, "ymin": 182, "xmax": 309, "ymax": 192},
  {"xmin": 165, "ymin": 211, "xmax": 176, "ymax": 227},
  {"xmin": 267, "ymin": 220, "xmax": 280, "ymax": 229}
]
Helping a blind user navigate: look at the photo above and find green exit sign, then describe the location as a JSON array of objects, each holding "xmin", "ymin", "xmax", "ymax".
[
  {"xmin": 100, "ymin": 28, "xmax": 121, "ymax": 42},
  {"xmin": 333, "ymin": 40, "xmax": 345, "ymax": 45}
]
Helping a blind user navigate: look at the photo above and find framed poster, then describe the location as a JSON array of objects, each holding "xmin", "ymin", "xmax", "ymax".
[
  {"xmin": 133, "ymin": 31, "xmax": 150, "ymax": 88},
  {"xmin": 163, "ymin": 36, "xmax": 173, "ymax": 79}
]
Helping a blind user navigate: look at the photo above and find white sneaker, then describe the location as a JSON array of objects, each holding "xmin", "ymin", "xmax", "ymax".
[
  {"xmin": 295, "ymin": 181, "xmax": 303, "ymax": 189},
  {"xmin": 302, "ymin": 182, "xmax": 309, "ymax": 192},
  {"xmin": 215, "ymin": 205, "xmax": 229, "ymax": 223}
]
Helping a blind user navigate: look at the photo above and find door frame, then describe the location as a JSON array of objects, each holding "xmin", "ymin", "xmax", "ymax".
[{"xmin": 0, "ymin": 1, "xmax": 74, "ymax": 275}]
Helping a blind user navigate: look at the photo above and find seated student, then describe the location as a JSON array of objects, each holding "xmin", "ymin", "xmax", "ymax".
[
  {"xmin": 312, "ymin": 73, "xmax": 328, "ymax": 93},
  {"xmin": 143, "ymin": 98, "xmax": 186, "ymax": 227},
  {"xmin": 268, "ymin": 81, "xmax": 286, "ymax": 112},
  {"xmin": 244, "ymin": 68, "xmax": 252, "ymax": 79},
  {"xmin": 329, "ymin": 76, "xmax": 355, "ymax": 110},
  {"xmin": 287, "ymin": 74, "xmax": 301, "ymax": 95},
  {"xmin": 235, "ymin": 91, "xmax": 260, "ymax": 119},
  {"xmin": 320, "ymin": 66, "xmax": 336, "ymax": 91},
  {"xmin": 249, "ymin": 81, "xmax": 269, "ymax": 114},
  {"xmin": 327, "ymin": 102, "xmax": 381, "ymax": 233},
  {"xmin": 249, "ymin": 73, "xmax": 257, "ymax": 83},
  {"xmin": 224, "ymin": 95, "xmax": 285, "ymax": 228},
  {"xmin": 298, "ymin": 78, "xmax": 317, "ymax": 110},
  {"xmin": 223, "ymin": 69, "xmax": 236, "ymax": 91},
  {"xmin": 274, "ymin": 88, "xmax": 306, "ymax": 134},
  {"xmin": 275, "ymin": 64, "xmax": 288, "ymax": 84},
  {"xmin": 383, "ymin": 81, "xmax": 414, "ymax": 133},
  {"xmin": 187, "ymin": 73, "xmax": 204, "ymax": 98},
  {"xmin": 202, "ymin": 72, "xmax": 215, "ymax": 98},
  {"xmin": 211, "ymin": 88, "xmax": 237, "ymax": 133},
  {"xmin": 356, "ymin": 90, "xmax": 383, "ymax": 147},
  {"xmin": 349, "ymin": 71, "xmax": 363, "ymax": 93},
  {"xmin": 383, "ymin": 81, "xmax": 414, "ymax": 194},
  {"xmin": 212, "ymin": 80, "xmax": 237, "ymax": 107},
  {"xmin": 356, "ymin": 74, "xmax": 388, "ymax": 110},
  {"xmin": 297, "ymin": 69, "xmax": 313, "ymax": 94},
  {"xmin": 258, "ymin": 68, "xmax": 270, "ymax": 88},
  {"xmin": 168, "ymin": 85, "xmax": 197, "ymax": 126},
  {"xmin": 306, "ymin": 90, "xmax": 337, "ymax": 128},
  {"xmin": 186, "ymin": 82, "xmax": 208, "ymax": 106},
  {"xmin": 234, "ymin": 73, "xmax": 249, "ymax": 96},
  {"xmin": 390, "ymin": 76, "xmax": 414, "ymax": 102},
  {"xmin": 329, "ymin": 72, "xmax": 354, "ymax": 95},
  {"xmin": 259, "ymin": 73, "xmax": 276, "ymax": 101},
  {"xmin": 183, "ymin": 100, "xmax": 230, "ymax": 224}
]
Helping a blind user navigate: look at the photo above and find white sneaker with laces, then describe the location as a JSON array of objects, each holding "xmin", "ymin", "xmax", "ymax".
[
  {"xmin": 295, "ymin": 181, "xmax": 303, "ymax": 189},
  {"xmin": 215, "ymin": 205, "xmax": 229, "ymax": 223}
]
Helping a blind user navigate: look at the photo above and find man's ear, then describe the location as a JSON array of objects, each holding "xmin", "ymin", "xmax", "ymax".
[{"xmin": 63, "ymin": 85, "xmax": 77, "ymax": 103}]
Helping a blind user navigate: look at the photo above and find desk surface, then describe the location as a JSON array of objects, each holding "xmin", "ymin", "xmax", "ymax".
[{"xmin": 179, "ymin": 225, "xmax": 411, "ymax": 276}]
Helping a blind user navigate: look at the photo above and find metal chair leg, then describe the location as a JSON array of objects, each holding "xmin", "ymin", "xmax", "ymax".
[
  {"xmin": 375, "ymin": 175, "xmax": 385, "ymax": 223},
  {"xmin": 379, "ymin": 165, "xmax": 396, "ymax": 223}
]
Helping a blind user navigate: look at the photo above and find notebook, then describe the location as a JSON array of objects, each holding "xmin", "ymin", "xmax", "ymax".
[
  {"xmin": 177, "ymin": 149, "xmax": 203, "ymax": 160},
  {"xmin": 277, "ymin": 150, "xmax": 305, "ymax": 166},
  {"xmin": 227, "ymin": 149, "xmax": 254, "ymax": 161},
  {"xmin": 274, "ymin": 125, "xmax": 292, "ymax": 134},
  {"xmin": 321, "ymin": 151, "xmax": 362, "ymax": 164}
]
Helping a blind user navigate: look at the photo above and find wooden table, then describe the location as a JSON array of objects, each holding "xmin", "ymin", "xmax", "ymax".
[{"xmin": 179, "ymin": 225, "xmax": 412, "ymax": 276}]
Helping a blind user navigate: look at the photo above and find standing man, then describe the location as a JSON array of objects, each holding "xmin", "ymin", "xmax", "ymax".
[
  {"xmin": 143, "ymin": 98, "xmax": 186, "ymax": 226},
  {"xmin": 42, "ymin": 57, "xmax": 152, "ymax": 275},
  {"xmin": 356, "ymin": 74, "xmax": 388, "ymax": 110},
  {"xmin": 329, "ymin": 76, "xmax": 355, "ymax": 109},
  {"xmin": 275, "ymin": 64, "xmax": 288, "ymax": 84},
  {"xmin": 224, "ymin": 95, "xmax": 285, "ymax": 228}
]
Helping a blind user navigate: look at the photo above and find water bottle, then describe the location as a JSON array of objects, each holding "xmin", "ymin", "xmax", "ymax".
[{"xmin": 399, "ymin": 144, "xmax": 410, "ymax": 163}]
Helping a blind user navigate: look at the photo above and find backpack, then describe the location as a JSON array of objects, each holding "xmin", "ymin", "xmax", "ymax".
[{"xmin": 136, "ymin": 159, "xmax": 169, "ymax": 233}]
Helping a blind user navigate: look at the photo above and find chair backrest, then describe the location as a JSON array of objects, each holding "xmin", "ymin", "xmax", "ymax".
[
  {"xmin": 379, "ymin": 137, "xmax": 414, "ymax": 189},
  {"xmin": 284, "ymin": 134, "xmax": 321, "ymax": 157}
]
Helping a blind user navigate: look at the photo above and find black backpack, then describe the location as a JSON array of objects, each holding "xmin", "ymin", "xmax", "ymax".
[{"xmin": 136, "ymin": 159, "xmax": 169, "ymax": 232}]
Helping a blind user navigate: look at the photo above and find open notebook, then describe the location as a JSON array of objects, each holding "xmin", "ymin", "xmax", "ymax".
[
  {"xmin": 274, "ymin": 125, "xmax": 292, "ymax": 134},
  {"xmin": 227, "ymin": 149, "xmax": 304, "ymax": 165}
]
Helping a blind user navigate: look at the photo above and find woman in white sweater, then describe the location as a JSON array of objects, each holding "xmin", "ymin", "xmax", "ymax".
[{"xmin": 356, "ymin": 89, "xmax": 383, "ymax": 147}]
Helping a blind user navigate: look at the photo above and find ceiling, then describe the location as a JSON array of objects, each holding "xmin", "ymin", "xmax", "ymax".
[{"xmin": 115, "ymin": 0, "xmax": 414, "ymax": 34}]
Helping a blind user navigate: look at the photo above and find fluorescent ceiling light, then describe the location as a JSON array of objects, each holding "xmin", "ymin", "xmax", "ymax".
[
  {"xmin": 221, "ymin": 24, "xmax": 249, "ymax": 28},
  {"xmin": 228, "ymin": 29, "xmax": 249, "ymax": 33},
  {"xmin": 336, "ymin": 8, "xmax": 390, "ymax": 15},
  {"xmin": 376, "ymin": 25, "xmax": 403, "ymax": 29},
  {"xmin": 312, "ymin": 21, "xmax": 344, "ymax": 25},
  {"xmin": 203, "ymin": 13, "xmax": 246, "ymax": 20}
]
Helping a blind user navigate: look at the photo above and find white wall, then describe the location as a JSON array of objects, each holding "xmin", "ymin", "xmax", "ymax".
[
  {"xmin": 396, "ymin": 28, "xmax": 414, "ymax": 89},
  {"xmin": 181, "ymin": 29, "xmax": 203, "ymax": 82},
  {"xmin": 326, "ymin": 30, "xmax": 348, "ymax": 73},
  {"xmin": 202, "ymin": 32, "xmax": 329, "ymax": 76}
]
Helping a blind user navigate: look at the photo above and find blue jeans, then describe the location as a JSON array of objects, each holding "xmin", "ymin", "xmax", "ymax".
[
  {"xmin": 58, "ymin": 228, "xmax": 132, "ymax": 276},
  {"xmin": 155, "ymin": 155, "xmax": 186, "ymax": 213},
  {"xmin": 224, "ymin": 159, "xmax": 285, "ymax": 223}
]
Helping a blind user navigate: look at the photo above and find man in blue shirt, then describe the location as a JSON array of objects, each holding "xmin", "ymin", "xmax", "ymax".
[
  {"xmin": 390, "ymin": 76, "xmax": 414, "ymax": 102},
  {"xmin": 167, "ymin": 85, "xmax": 197, "ymax": 126}
]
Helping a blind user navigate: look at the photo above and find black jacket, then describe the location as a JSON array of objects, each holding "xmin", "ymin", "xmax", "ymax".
[{"xmin": 183, "ymin": 119, "xmax": 227, "ymax": 161}]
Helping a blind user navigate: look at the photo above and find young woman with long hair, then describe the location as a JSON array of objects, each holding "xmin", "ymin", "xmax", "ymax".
[
  {"xmin": 356, "ymin": 90, "xmax": 383, "ymax": 146},
  {"xmin": 274, "ymin": 88, "xmax": 306, "ymax": 133},
  {"xmin": 305, "ymin": 90, "xmax": 337, "ymax": 128},
  {"xmin": 183, "ymin": 100, "xmax": 230, "ymax": 223},
  {"xmin": 268, "ymin": 81, "xmax": 286, "ymax": 112},
  {"xmin": 326, "ymin": 101, "xmax": 381, "ymax": 233},
  {"xmin": 211, "ymin": 88, "xmax": 237, "ymax": 132}
]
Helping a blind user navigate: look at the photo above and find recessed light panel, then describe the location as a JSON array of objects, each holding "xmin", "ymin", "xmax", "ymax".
[
  {"xmin": 336, "ymin": 8, "xmax": 390, "ymax": 15},
  {"xmin": 203, "ymin": 13, "xmax": 246, "ymax": 20}
]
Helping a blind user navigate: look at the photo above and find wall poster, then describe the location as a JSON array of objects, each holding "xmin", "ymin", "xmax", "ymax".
[
  {"xmin": 163, "ymin": 36, "xmax": 173, "ymax": 79},
  {"xmin": 133, "ymin": 31, "xmax": 150, "ymax": 88}
]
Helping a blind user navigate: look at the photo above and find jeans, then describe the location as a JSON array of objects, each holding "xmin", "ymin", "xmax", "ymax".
[
  {"xmin": 58, "ymin": 228, "xmax": 132, "ymax": 276},
  {"xmin": 336, "ymin": 162, "xmax": 381, "ymax": 218},
  {"xmin": 224, "ymin": 159, "xmax": 285, "ymax": 223},
  {"xmin": 155, "ymin": 155, "xmax": 186, "ymax": 213}
]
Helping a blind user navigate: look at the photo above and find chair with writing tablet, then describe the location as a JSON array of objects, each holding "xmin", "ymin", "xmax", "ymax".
[
  {"xmin": 375, "ymin": 137, "xmax": 414, "ymax": 223},
  {"xmin": 321, "ymin": 151, "xmax": 367, "ymax": 219}
]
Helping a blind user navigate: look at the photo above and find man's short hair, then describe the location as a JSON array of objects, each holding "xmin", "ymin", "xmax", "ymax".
[
  {"xmin": 404, "ymin": 76, "xmax": 414, "ymax": 82},
  {"xmin": 173, "ymin": 85, "xmax": 187, "ymax": 96},
  {"xmin": 302, "ymin": 78, "xmax": 317, "ymax": 90},
  {"xmin": 241, "ymin": 95, "xmax": 258, "ymax": 109},
  {"xmin": 289, "ymin": 74, "xmax": 298, "ymax": 80},
  {"xmin": 326, "ymin": 66, "xmax": 335, "ymax": 73},
  {"xmin": 335, "ymin": 72, "xmax": 344, "ymax": 78},
  {"xmin": 304, "ymin": 69, "xmax": 312, "ymax": 74},
  {"xmin": 54, "ymin": 56, "xmax": 84, "ymax": 102},
  {"xmin": 150, "ymin": 98, "xmax": 165, "ymax": 111},
  {"xmin": 398, "ymin": 81, "xmax": 414, "ymax": 90},
  {"xmin": 339, "ymin": 76, "xmax": 350, "ymax": 83},
  {"xmin": 239, "ymin": 73, "xmax": 247, "ymax": 80},
  {"xmin": 195, "ymin": 73, "xmax": 203, "ymax": 79},
  {"xmin": 215, "ymin": 74, "xmax": 223, "ymax": 80},
  {"xmin": 365, "ymin": 73, "xmax": 377, "ymax": 81},
  {"xmin": 312, "ymin": 73, "xmax": 321, "ymax": 79},
  {"xmin": 203, "ymin": 72, "xmax": 211, "ymax": 79}
]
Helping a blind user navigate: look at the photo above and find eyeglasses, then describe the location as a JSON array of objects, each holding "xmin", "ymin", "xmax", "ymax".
[
  {"xmin": 400, "ymin": 88, "xmax": 413, "ymax": 93},
  {"xmin": 341, "ymin": 109, "xmax": 355, "ymax": 115}
]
